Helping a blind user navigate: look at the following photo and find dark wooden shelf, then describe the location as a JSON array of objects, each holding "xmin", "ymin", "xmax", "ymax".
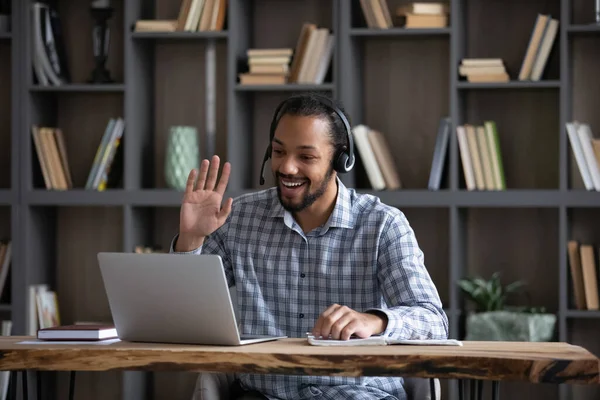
[
  {"xmin": 131, "ymin": 31, "xmax": 227, "ymax": 40},
  {"xmin": 29, "ymin": 84, "xmax": 126, "ymax": 93},
  {"xmin": 235, "ymin": 83, "xmax": 334, "ymax": 92},
  {"xmin": 25, "ymin": 189, "xmax": 128, "ymax": 206},
  {"xmin": 456, "ymin": 80, "xmax": 561, "ymax": 89},
  {"xmin": 350, "ymin": 27, "xmax": 451, "ymax": 37},
  {"xmin": 567, "ymin": 24, "xmax": 600, "ymax": 34},
  {"xmin": 564, "ymin": 310, "xmax": 600, "ymax": 319}
]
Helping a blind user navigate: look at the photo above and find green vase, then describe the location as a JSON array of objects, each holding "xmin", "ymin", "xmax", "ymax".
[{"xmin": 165, "ymin": 126, "xmax": 200, "ymax": 191}]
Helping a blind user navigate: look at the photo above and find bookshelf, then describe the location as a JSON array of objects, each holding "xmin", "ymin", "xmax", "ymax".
[{"xmin": 1, "ymin": 0, "xmax": 599, "ymax": 399}]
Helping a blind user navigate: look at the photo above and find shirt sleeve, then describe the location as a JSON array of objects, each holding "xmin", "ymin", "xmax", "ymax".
[
  {"xmin": 367, "ymin": 211, "xmax": 449, "ymax": 340},
  {"xmin": 169, "ymin": 223, "xmax": 235, "ymax": 288}
]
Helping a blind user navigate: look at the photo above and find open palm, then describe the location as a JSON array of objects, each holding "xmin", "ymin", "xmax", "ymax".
[{"xmin": 180, "ymin": 155, "xmax": 233, "ymax": 239}]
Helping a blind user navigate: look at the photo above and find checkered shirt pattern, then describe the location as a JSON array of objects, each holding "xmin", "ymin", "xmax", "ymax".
[{"xmin": 171, "ymin": 178, "xmax": 448, "ymax": 400}]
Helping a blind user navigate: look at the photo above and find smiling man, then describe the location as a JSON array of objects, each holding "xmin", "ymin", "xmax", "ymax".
[{"xmin": 171, "ymin": 93, "xmax": 448, "ymax": 400}]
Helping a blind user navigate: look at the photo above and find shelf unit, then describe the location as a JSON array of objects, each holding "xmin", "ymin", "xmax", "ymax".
[{"xmin": 1, "ymin": 0, "xmax": 599, "ymax": 400}]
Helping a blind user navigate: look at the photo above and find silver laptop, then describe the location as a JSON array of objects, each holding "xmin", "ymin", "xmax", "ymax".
[{"xmin": 97, "ymin": 252, "xmax": 287, "ymax": 345}]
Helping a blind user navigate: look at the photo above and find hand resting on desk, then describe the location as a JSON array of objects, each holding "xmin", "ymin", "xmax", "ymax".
[{"xmin": 311, "ymin": 303, "xmax": 388, "ymax": 341}]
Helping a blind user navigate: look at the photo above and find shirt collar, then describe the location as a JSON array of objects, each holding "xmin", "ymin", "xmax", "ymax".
[{"xmin": 268, "ymin": 176, "xmax": 355, "ymax": 230}]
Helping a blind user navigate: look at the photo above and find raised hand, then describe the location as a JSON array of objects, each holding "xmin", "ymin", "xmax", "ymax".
[{"xmin": 176, "ymin": 155, "xmax": 233, "ymax": 251}]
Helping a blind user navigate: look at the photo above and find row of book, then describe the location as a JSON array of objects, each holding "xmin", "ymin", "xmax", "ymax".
[
  {"xmin": 458, "ymin": 122, "xmax": 506, "ymax": 191},
  {"xmin": 568, "ymin": 241, "xmax": 600, "ymax": 311},
  {"xmin": 238, "ymin": 22, "xmax": 333, "ymax": 86},
  {"xmin": 28, "ymin": 284, "xmax": 60, "ymax": 336},
  {"xmin": 352, "ymin": 125, "xmax": 402, "ymax": 191},
  {"xmin": 567, "ymin": 122, "xmax": 600, "ymax": 191},
  {"xmin": 518, "ymin": 14, "xmax": 559, "ymax": 81},
  {"xmin": 459, "ymin": 58, "xmax": 509, "ymax": 83},
  {"xmin": 360, "ymin": 1, "xmax": 448, "ymax": 29},
  {"xmin": 32, "ymin": 118, "xmax": 125, "ymax": 191},
  {"xmin": 134, "ymin": 0, "xmax": 227, "ymax": 32}
]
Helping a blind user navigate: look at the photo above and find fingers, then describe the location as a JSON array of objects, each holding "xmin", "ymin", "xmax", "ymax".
[
  {"xmin": 312, "ymin": 304, "xmax": 338, "ymax": 338},
  {"xmin": 204, "ymin": 155, "xmax": 221, "ymax": 191},
  {"xmin": 218, "ymin": 198, "xmax": 233, "ymax": 224},
  {"xmin": 185, "ymin": 169, "xmax": 197, "ymax": 195},
  {"xmin": 313, "ymin": 304, "xmax": 356, "ymax": 340},
  {"xmin": 215, "ymin": 162, "xmax": 231, "ymax": 196},
  {"xmin": 195, "ymin": 159, "xmax": 210, "ymax": 191}
]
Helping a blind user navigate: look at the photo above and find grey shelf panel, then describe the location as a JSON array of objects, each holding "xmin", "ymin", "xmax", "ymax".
[
  {"xmin": 349, "ymin": 27, "xmax": 451, "ymax": 37},
  {"xmin": 25, "ymin": 190, "xmax": 128, "ymax": 206},
  {"xmin": 0, "ymin": 190, "xmax": 12, "ymax": 205},
  {"xmin": 131, "ymin": 31, "xmax": 228, "ymax": 40},
  {"xmin": 567, "ymin": 24, "xmax": 600, "ymax": 34},
  {"xmin": 0, "ymin": 32, "xmax": 10, "ymax": 40},
  {"xmin": 358, "ymin": 189, "xmax": 453, "ymax": 207},
  {"xmin": 564, "ymin": 191, "xmax": 600, "ymax": 207},
  {"xmin": 456, "ymin": 80, "xmax": 561, "ymax": 89},
  {"xmin": 0, "ymin": 304, "xmax": 11, "ymax": 312},
  {"xmin": 564, "ymin": 310, "xmax": 600, "ymax": 319},
  {"xmin": 235, "ymin": 83, "xmax": 334, "ymax": 92},
  {"xmin": 454, "ymin": 190, "xmax": 562, "ymax": 207},
  {"xmin": 29, "ymin": 84, "xmax": 126, "ymax": 93},
  {"xmin": 128, "ymin": 189, "xmax": 184, "ymax": 206}
]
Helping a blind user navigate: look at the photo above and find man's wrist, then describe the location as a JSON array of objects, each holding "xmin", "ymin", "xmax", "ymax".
[
  {"xmin": 365, "ymin": 310, "xmax": 388, "ymax": 335},
  {"xmin": 175, "ymin": 233, "xmax": 205, "ymax": 252}
]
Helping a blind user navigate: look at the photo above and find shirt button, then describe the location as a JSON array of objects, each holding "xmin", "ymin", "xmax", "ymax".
[
  {"xmin": 300, "ymin": 273, "xmax": 306, "ymax": 278},
  {"xmin": 299, "ymin": 313, "xmax": 304, "ymax": 318}
]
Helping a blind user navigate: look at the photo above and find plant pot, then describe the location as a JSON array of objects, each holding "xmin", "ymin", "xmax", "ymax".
[
  {"xmin": 164, "ymin": 126, "xmax": 199, "ymax": 191},
  {"xmin": 465, "ymin": 310, "xmax": 556, "ymax": 342}
]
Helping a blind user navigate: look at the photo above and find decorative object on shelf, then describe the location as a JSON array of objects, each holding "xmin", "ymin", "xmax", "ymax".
[
  {"xmin": 0, "ymin": 0, "xmax": 10, "ymax": 33},
  {"xmin": 458, "ymin": 272, "xmax": 556, "ymax": 342},
  {"xmin": 165, "ymin": 126, "xmax": 200, "ymax": 191},
  {"xmin": 88, "ymin": 0, "xmax": 114, "ymax": 83}
]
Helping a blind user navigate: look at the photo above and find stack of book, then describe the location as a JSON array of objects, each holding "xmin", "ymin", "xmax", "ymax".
[
  {"xmin": 566, "ymin": 122, "xmax": 600, "ymax": 191},
  {"xmin": 134, "ymin": 0, "xmax": 227, "ymax": 32},
  {"xmin": 459, "ymin": 58, "xmax": 509, "ymax": 83},
  {"xmin": 238, "ymin": 48, "xmax": 293, "ymax": 85},
  {"xmin": 396, "ymin": 2, "xmax": 449, "ymax": 28},
  {"xmin": 518, "ymin": 14, "xmax": 559, "ymax": 81},
  {"xmin": 456, "ymin": 122, "xmax": 506, "ymax": 191}
]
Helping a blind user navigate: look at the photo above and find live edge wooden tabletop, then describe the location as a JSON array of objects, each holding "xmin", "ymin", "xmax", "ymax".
[{"xmin": 0, "ymin": 337, "xmax": 597, "ymax": 385}]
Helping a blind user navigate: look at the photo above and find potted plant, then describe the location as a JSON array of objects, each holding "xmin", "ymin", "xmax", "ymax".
[{"xmin": 458, "ymin": 272, "xmax": 556, "ymax": 342}]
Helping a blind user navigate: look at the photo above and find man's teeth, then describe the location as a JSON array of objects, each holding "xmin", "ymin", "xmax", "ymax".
[{"xmin": 282, "ymin": 181, "xmax": 304, "ymax": 187}]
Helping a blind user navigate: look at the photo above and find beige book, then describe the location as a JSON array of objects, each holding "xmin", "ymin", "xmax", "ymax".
[
  {"xmin": 213, "ymin": 0, "xmax": 227, "ymax": 31},
  {"xmin": 591, "ymin": 139, "xmax": 600, "ymax": 171},
  {"xmin": 467, "ymin": 73, "xmax": 509, "ymax": 83},
  {"xmin": 369, "ymin": 0, "xmax": 389, "ymax": 28},
  {"xmin": 518, "ymin": 14, "xmax": 550, "ymax": 80},
  {"xmin": 38, "ymin": 127, "xmax": 59, "ymax": 189},
  {"xmin": 247, "ymin": 56, "xmax": 291, "ymax": 65},
  {"xmin": 359, "ymin": 0, "xmax": 378, "ymax": 28},
  {"xmin": 31, "ymin": 125, "xmax": 52, "ymax": 189},
  {"xmin": 303, "ymin": 28, "xmax": 328, "ymax": 83},
  {"xmin": 378, "ymin": 0, "xmax": 393, "ymax": 27},
  {"xmin": 476, "ymin": 126, "xmax": 495, "ymax": 190},
  {"xmin": 530, "ymin": 18, "xmax": 559, "ymax": 81},
  {"xmin": 289, "ymin": 23, "xmax": 316, "ymax": 83},
  {"xmin": 296, "ymin": 28, "xmax": 320, "ymax": 83},
  {"xmin": 368, "ymin": 129, "xmax": 402, "ymax": 190},
  {"xmin": 238, "ymin": 73, "xmax": 287, "ymax": 85},
  {"xmin": 42, "ymin": 127, "xmax": 68, "ymax": 190},
  {"xmin": 465, "ymin": 124, "xmax": 485, "ymax": 190},
  {"xmin": 457, "ymin": 125, "xmax": 476, "ymax": 190},
  {"xmin": 397, "ymin": 3, "xmax": 449, "ymax": 16},
  {"xmin": 198, "ymin": 0, "xmax": 215, "ymax": 31},
  {"xmin": 247, "ymin": 48, "xmax": 293, "ymax": 58},
  {"xmin": 176, "ymin": 0, "xmax": 193, "ymax": 31},
  {"xmin": 54, "ymin": 128, "xmax": 73, "ymax": 189},
  {"xmin": 580, "ymin": 245, "xmax": 599, "ymax": 310},
  {"xmin": 567, "ymin": 241, "xmax": 587, "ymax": 310},
  {"xmin": 461, "ymin": 58, "xmax": 504, "ymax": 67},
  {"xmin": 134, "ymin": 20, "xmax": 177, "ymax": 32},
  {"xmin": 250, "ymin": 64, "xmax": 289, "ymax": 74},
  {"xmin": 459, "ymin": 65, "xmax": 506, "ymax": 76},
  {"xmin": 405, "ymin": 13, "xmax": 447, "ymax": 28}
]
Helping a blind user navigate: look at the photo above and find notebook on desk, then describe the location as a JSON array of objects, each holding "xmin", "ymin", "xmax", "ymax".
[
  {"xmin": 97, "ymin": 252, "xmax": 287, "ymax": 346},
  {"xmin": 307, "ymin": 335, "xmax": 463, "ymax": 346}
]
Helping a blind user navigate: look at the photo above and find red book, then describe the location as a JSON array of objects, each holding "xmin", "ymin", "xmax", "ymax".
[{"xmin": 37, "ymin": 324, "xmax": 118, "ymax": 341}]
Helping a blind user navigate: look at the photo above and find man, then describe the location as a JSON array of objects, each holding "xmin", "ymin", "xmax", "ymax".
[{"xmin": 171, "ymin": 93, "xmax": 448, "ymax": 400}]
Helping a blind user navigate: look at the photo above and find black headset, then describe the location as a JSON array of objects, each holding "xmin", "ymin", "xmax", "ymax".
[{"xmin": 259, "ymin": 93, "xmax": 355, "ymax": 185}]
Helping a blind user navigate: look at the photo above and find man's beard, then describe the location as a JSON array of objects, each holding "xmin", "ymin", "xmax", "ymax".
[{"xmin": 276, "ymin": 166, "xmax": 335, "ymax": 213}]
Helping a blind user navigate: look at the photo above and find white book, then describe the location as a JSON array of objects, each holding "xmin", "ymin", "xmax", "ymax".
[
  {"xmin": 307, "ymin": 335, "xmax": 462, "ymax": 346},
  {"xmin": 352, "ymin": 125, "xmax": 386, "ymax": 190},
  {"xmin": 457, "ymin": 125, "xmax": 475, "ymax": 190},
  {"xmin": 566, "ymin": 122, "xmax": 593, "ymax": 190},
  {"xmin": 577, "ymin": 124, "xmax": 600, "ymax": 191}
]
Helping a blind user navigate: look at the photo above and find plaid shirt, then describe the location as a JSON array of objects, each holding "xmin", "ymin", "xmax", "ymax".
[{"xmin": 171, "ymin": 178, "xmax": 448, "ymax": 400}]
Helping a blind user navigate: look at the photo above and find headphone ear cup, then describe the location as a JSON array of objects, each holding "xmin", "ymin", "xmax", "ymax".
[{"xmin": 334, "ymin": 151, "xmax": 350, "ymax": 173}]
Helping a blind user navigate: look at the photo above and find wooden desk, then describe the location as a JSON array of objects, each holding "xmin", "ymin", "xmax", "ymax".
[{"xmin": 0, "ymin": 337, "xmax": 598, "ymax": 399}]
